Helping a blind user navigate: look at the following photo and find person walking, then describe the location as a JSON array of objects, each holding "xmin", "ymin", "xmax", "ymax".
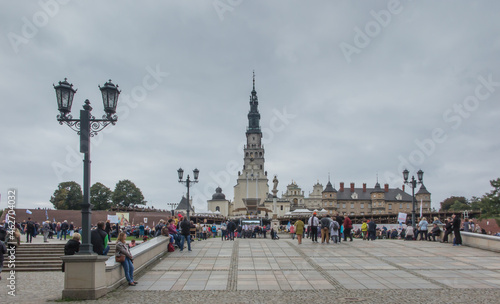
[
  {"xmin": 60, "ymin": 220, "xmax": 69, "ymax": 240},
  {"xmin": 367, "ymin": 219, "xmax": 377, "ymax": 241},
  {"xmin": 452, "ymin": 214, "xmax": 462, "ymax": 246},
  {"xmin": 343, "ymin": 215, "xmax": 353, "ymax": 242},
  {"xmin": 180, "ymin": 217, "xmax": 192, "ymax": 252},
  {"xmin": 330, "ymin": 219, "xmax": 340, "ymax": 244},
  {"xmin": 42, "ymin": 220, "xmax": 51, "ymax": 243},
  {"xmin": 25, "ymin": 217, "xmax": 35, "ymax": 243},
  {"xmin": 115, "ymin": 232, "xmax": 137, "ymax": 286},
  {"xmin": 308, "ymin": 212, "xmax": 320, "ymax": 243},
  {"xmin": 295, "ymin": 218, "xmax": 305, "ymax": 245},
  {"xmin": 227, "ymin": 220, "xmax": 236, "ymax": 241},
  {"xmin": 289, "ymin": 223, "xmax": 296, "ymax": 240}
]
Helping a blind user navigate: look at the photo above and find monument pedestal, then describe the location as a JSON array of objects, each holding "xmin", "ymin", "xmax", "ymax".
[{"xmin": 61, "ymin": 254, "xmax": 109, "ymax": 300}]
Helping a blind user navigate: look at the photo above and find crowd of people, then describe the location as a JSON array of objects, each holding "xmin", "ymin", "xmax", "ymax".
[{"xmin": 285, "ymin": 212, "xmax": 497, "ymax": 246}]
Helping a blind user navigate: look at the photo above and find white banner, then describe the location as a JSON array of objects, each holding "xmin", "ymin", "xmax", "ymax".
[
  {"xmin": 398, "ymin": 212, "xmax": 407, "ymax": 223},
  {"xmin": 107, "ymin": 215, "xmax": 119, "ymax": 223},
  {"xmin": 144, "ymin": 218, "xmax": 148, "ymax": 223}
]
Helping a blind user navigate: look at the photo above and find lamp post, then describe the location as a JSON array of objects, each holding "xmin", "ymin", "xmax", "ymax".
[
  {"xmin": 167, "ymin": 202, "xmax": 179, "ymax": 216},
  {"xmin": 177, "ymin": 168, "xmax": 199, "ymax": 221},
  {"xmin": 403, "ymin": 169, "xmax": 424, "ymax": 231},
  {"xmin": 54, "ymin": 78, "xmax": 120, "ymax": 255}
]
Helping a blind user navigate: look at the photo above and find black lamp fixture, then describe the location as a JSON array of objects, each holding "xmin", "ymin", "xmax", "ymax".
[
  {"xmin": 403, "ymin": 169, "xmax": 424, "ymax": 231},
  {"xmin": 177, "ymin": 168, "xmax": 200, "ymax": 221},
  {"xmin": 54, "ymin": 78, "xmax": 120, "ymax": 255}
]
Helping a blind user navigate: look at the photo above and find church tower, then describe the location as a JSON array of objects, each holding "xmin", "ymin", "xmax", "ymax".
[{"xmin": 233, "ymin": 72, "xmax": 269, "ymax": 216}]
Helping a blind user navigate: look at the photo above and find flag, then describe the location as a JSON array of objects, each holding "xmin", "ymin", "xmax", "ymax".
[
  {"xmin": 53, "ymin": 218, "xmax": 56, "ymax": 222},
  {"xmin": 287, "ymin": 221, "xmax": 291, "ymax": 230},
  {"xmin": 26, "ymin": 209, "xmax": 32, "ymax": 214},
  {"xmin": 45, "ymin": 209, "xmax": 49, "ymax": 220},
  {"xmin": 419, "ymin": 199, "xmax": 423, "ymax": 218}
]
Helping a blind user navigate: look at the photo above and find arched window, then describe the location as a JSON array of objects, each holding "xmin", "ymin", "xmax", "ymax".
[{"xmin": 216, "ymin": 206, "xmax": 220, "ymax": 211}]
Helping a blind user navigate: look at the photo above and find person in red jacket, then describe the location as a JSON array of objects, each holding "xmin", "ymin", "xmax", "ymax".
[{"xmin": 343, "ymin": 215, "xmax": 353, "ymax": 242}]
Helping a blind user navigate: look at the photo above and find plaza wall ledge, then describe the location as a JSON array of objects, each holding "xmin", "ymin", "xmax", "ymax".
[
  {"xmin": 61, "ymin": 236, "xmax": 169, "ymax": 300},
  {"xmin": 105, "ymin": 236, "xmax": 169, "ymax": 291},
  {"xmin": 460, "ymin": 231, "xmax": 500, "ymax": 252}
]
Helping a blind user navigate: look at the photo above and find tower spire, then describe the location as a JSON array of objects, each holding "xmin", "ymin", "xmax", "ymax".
[
  {"xmin": 253, "ymin": 70, "xmax": 255, "ymax": 91},
  {"xmin": 247, "ymin": 71, "xmax": 261, "ymax": 134}
]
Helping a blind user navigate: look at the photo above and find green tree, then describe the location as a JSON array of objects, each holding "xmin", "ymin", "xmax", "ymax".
[
  {"xmin": 478, "ymin": 178, "xmax": 500, "ymax": 224},
  {"xmin": 90, "ymin": 182, "xmax": 113, "ymax": 210},
  {"xmin": 439, "ymin": 196, "xmax": 468, "ymax": 212},
  {"xmin": 112, "ymin": 180, "xmax": 146, "ymax": 207},
  {"xmin": 50, "ymin": 181, "xmax": 83, "ymax": 210},
  {"xmin": 449, "ymin": 200, "xmax": 469, "ymax": 211}
]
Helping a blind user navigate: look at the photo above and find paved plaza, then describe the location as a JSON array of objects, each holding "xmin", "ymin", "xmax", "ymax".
[{"xmin": 2, "ymin": 237, "xmax": 500, "ymax": 303}]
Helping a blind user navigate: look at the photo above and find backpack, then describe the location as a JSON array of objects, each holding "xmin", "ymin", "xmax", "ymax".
[
  {"xmin": 167, "ymin": 242, "xmax": 175, "ymax": 252},
  {"xmin": 27, "ymin": 221, "xmax": 35, "ymax": 229},
  {"xmin": 332, "ymin": 221, "xmax": 339, "ymax": 231}
]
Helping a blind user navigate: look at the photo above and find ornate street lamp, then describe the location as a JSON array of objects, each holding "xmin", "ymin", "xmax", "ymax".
[
  {"xmin": 54, "ymin": 78, "xmax": 120, "ymax": 255},
  {"xmin": 177, "ymin": 168, "xmax": 199, "ymax": 221},
  {"xmin": 403, "ymin": 169, "xmax": 424, "ymax": 231}
]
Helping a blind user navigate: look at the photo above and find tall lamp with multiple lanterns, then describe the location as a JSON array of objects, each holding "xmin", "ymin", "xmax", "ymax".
[
  {"xmin": 403, "ymin": 169, "xmax": 424, "ymax": 231},
  {"xmin": 54, "ymin": 78, "xmax": 120, "ymax": 254},
  {"xmin": 177, "ymin": 168, "xmax": 199, "ymax": 221}
]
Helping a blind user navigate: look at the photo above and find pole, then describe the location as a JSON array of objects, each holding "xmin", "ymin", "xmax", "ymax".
[
  {"xmin": 411, "ymin": 177, "xmax": 416, "ymax": 231},
  {"xmin": 186, "ymin": 176, "xmax": 190, "ymax": 221},
  {"xmin": 80, "ymin": 108, "xmax": 93, "ymax": 254}
]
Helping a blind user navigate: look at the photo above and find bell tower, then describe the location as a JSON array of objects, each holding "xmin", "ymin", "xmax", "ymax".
[{"xmin": 233, "ymin": 72, "xmax": 269, "ymax": 215}]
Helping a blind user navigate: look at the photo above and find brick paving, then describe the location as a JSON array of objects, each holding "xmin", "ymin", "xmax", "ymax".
[{"xmin": 2, "ymin": 237, "xmax": 500, "ymax": 303}]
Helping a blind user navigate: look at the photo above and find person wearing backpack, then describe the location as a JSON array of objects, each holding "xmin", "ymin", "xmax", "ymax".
[
  {"xmin": 330, "ymin": 219, "xmax": 340, "ymax": 244},
  {"xmin": 26, "ymin": 217, "xmax": 35, "ymax": 243}
]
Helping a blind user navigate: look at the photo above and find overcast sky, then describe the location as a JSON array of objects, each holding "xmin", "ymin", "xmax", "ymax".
[{"xmin": 1, "ymin": 1, "xmax": 499, "ymax": 213}]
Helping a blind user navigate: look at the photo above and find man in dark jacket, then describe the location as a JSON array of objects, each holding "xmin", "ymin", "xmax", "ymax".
[
  {"xmin": 60, "ymin": 220, "xmax": 69, "ymax": 240},
  {"xmin": 452, "ymin": 214, "xmax": 462, "ymax": 246},
  {"xmin": 179, "ymin": 218, "xmax": 191, "ymax": 252},
  {"xmin": 105, "ymin": 220, "xmax": 111, "ymax": 241},
  {"xmin": 227, "ymin": 220, "xmax": 236, "ymax": 241},
  {"xmin": 441, "ymin": 218, "xmax": 453, "ymax": 243},
  {"xmin": 91, "ymin": 221, "xmax": 109, "ymax": 255},
  {"xmin": 367, "ymin": 219, "xmax": 377, "ymax": 241},
  {"xmin": 26, "ymin": 217, "xmax": 35, "ymax": 243}
]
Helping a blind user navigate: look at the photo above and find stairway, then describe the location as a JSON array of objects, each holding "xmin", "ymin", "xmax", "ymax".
[{"xmin": 3, "ymin": 243, "xmax": 116, "ymax": 271}]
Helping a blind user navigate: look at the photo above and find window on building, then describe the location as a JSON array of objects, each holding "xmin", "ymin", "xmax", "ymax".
[
  {"xmin": 379, "ymin": 202, "xmax": 382, "ymax": 206},
  {"xmin": 360, "ymin": 212, "xmax": 364, "ymax": 215},
  {"xmin": 399, "ymin": 203, "xmax": 403, "ymax": 209},
  {"xmin": 350, "ymin": 203, "xmax": 354, "ymax": 209},
  {"xmin": 337, "ymin": 203, "xmax": 340, "ymax": 208},
  {"xmin": 330, "ymin": 202, "xmax": 333, "ymax": 206},
  {"xmin": 396, "ymin": 193, "xmax": 402, "ymax": 200},
  {"xmin": 388, "ymin": 204, "xmax": 392, "ymax": 210},
  {"xmin": 280, "ymin": 205, "xmax": 283, "ymax": 210},
  {"xmin": 216, "ymin": 206, "xmax": 220, "ymax": 211},
  {"xmin": 360, "ymin": 203, "xmax": 364, "ymax": 209},
  {"xmin": 407, "ymin": 203, "xmax": 410, "ymax": 209},
  {"xmin": 342, "ymin": 203, "xmax": 346, "ymax": 209},
  {"xmin": 350, "ymin": 212, "xmax": 354, "ymax": 215}
]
